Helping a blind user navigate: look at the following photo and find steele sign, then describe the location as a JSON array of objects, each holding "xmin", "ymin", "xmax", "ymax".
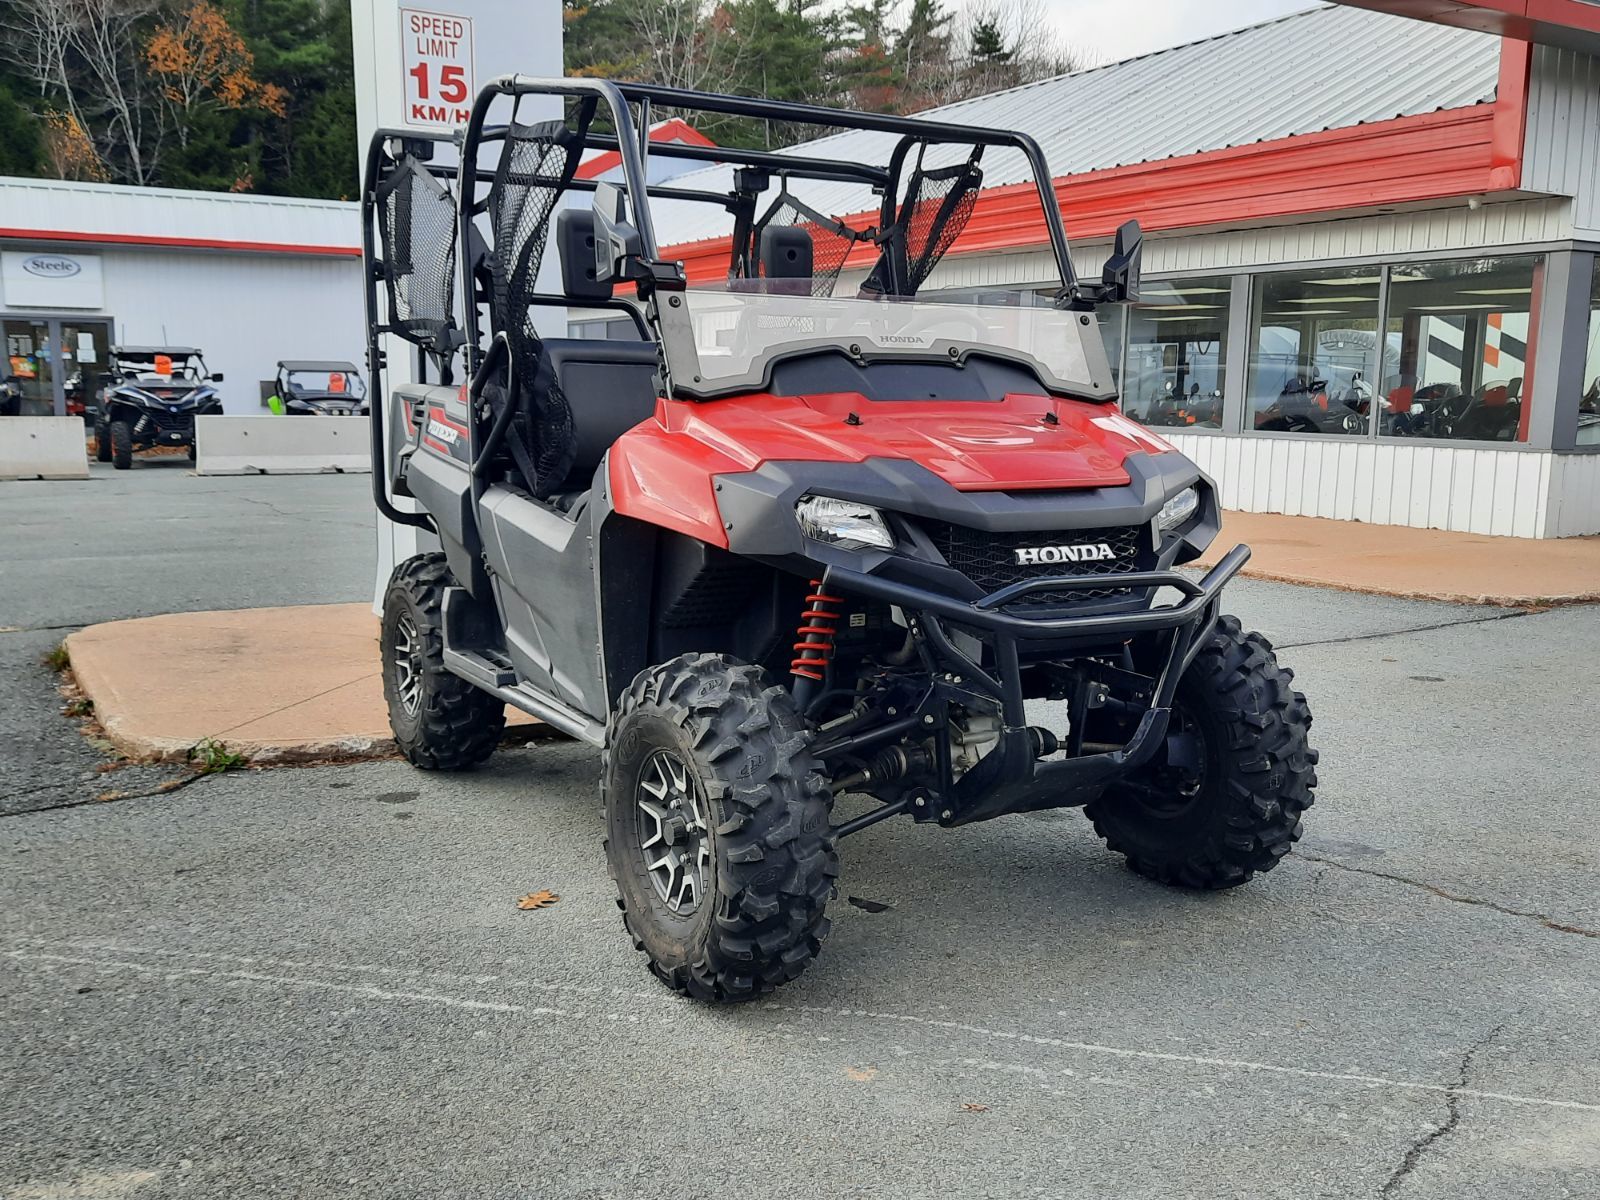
[{"xmin": 399, "ymin": 7, "xmax": 476, "ymax": 128}]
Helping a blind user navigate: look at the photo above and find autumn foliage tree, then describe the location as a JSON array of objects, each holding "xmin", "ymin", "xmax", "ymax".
[{"xmin": 146, "ymin": 1, "xmax": 288, "ymax": 149}]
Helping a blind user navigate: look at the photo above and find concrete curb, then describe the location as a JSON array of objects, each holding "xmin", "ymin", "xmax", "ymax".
[{"xmin": 64, "ymin": 603, "xmax": 547, "ymax": 766}]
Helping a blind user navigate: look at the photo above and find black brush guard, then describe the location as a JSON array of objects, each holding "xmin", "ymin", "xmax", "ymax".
[{"xmin": 821, "ymin": 544, "xmax": 1251, "ymax": 828}]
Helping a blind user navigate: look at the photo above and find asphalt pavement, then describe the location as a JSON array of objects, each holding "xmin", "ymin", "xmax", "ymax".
[{"xmin": 2, "ymin": 465, "xmax": 1597, "ymax": 1199}]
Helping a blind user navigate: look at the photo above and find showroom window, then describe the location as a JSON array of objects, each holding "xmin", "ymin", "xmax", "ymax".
[
  {"xmin": 1120, "ymin": 276, "xmax": 1230, "ymax": 429},
  {"xmin": 1247, "ymin": 267, "xmax": 1381, "ymax": 436},
  {"xmin": 1379, "ymin": 255, "xmax": 1540, "ymax": 443},
  {"xmin": 1581, "ymin": 258, "xmax": 1600, "ymax": 447}
]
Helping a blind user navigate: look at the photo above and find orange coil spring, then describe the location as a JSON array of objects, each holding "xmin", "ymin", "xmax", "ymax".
[{"xmin": 791, "ymin": 580, "xmax": 844, "ymax": 681}]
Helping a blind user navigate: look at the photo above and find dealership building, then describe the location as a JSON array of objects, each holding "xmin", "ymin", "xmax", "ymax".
[
  {"xmin": 657, "ymin": 3, "xmax": 1600, "ymax": 537},
  {"xmin": 6, "ymin": 1, "xmax": 1600, "ymax": 536},
  {"xmin": 0, "ymin": 178, "xmax": 363, "ymax": 417}
]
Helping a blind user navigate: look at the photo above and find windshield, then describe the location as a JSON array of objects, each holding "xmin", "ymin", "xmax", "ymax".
[
  {"xmin": 678, "ymin": 287, "xmax": 1114, "ymax": 400},
  {"xmin": 284, "ymin": 368, "xmax": 365, "ymax": 398},
  {"xmin": 116, "ymin": 353, "xmax": 206, "ymax": 382}
]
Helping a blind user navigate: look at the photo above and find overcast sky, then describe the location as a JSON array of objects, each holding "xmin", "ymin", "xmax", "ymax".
[{"xmin": 1003, "ymin": 0, "xmax": 1327, "ymax": 64}]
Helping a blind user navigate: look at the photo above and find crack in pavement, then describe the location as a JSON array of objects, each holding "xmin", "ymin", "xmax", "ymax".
[
  {"xmin": 1300, "ymin": 852, "xmax": 1600, "ymax": 940},
  {"xmin": 0, "ymin": 771, "xmax": 211, "ymax": 818},
  {"xmin": 1380, "ymin": 1023, "xmax": 1505, "ymax": 1196},
  {"xmin": 1276, "ymin": 610, "xmax": 1531, "ymax": 651}
]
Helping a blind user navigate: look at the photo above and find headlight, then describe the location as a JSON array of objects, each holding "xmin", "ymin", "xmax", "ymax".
[
  {"xmin": 795, "ymin": 495, "xmax": 894, "ymax": 550},
  {"xmin": 1156, "ymin": 486, "xmax": 1200, "ymax": 533}
]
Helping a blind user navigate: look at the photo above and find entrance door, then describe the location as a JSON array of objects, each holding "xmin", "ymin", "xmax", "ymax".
[
  {"xmin": 58, "ymin": 320, "xmax": 114, "ymax": 419},
  {"xmin": 3, "ymin": 318, "xmax": 55, "ymax": 416},
  {"xmin": 1, "ymin": 317, "xmax": 115, "ymax": 417}
]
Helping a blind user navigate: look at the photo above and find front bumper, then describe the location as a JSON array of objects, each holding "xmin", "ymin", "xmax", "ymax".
[{"xmin": 822, "ymin": 543, "xmax": 1252, "ymax": 825}]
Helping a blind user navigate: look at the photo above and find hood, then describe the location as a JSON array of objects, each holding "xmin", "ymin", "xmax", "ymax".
[{"xmin": 662, "ymin": 390, "xmax": 1171, "ymax": 491}]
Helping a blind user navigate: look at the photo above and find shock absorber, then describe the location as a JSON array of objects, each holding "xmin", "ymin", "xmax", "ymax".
[{"xmin": 791, "ymin": 579, "xmax": 844, "ymax": 683}]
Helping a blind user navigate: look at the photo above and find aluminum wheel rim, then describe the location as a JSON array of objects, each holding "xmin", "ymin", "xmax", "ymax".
[
  {"xmin": 636, "ymin": 749, "xmax": 710, "ymax": 916},
  {"xmin": 392, "ymin": 612, "xmax": 423, "ymax": 717}
]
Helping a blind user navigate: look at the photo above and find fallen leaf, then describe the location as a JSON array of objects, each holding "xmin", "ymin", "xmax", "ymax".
[
  {"xmin": 846, "ymin": 1066, "xmax": 878, "ymax": 1082},
  {"xmin": 516, "ymin": 890, "xmax": 560, "ymax": 910},
  {"xmin": 961, "ymin": 1103, "xmax": 990, "ymax": 1113},
  {"xmin": 847, "ymin": 895, "xmax": 892, "ymax": 913}
]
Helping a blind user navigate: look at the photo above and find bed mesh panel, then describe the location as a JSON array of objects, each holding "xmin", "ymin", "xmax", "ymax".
[
  {"xmin": 376, "ymin": 156, "xmax": 457, "ymax": 354},
  {"xmin": 487, "ymin": 111, "xmax": 591, "ymax": 496},
  {"xmin": 752, "ymin": 193, "xmax": 873, "ymax": 298},
  {"xmin": 901, "ymin": 161, "xmax": 982, "ymax": 294}
]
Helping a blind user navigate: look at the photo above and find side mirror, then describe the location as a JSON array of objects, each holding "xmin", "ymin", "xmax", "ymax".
[
  {"xmin": 1101, "ymin": 219, "xmax": 1143, "ymax": 304},
  {"xmin": 592, "ymin": 183, "xmax": 643, "ymax": 284},
  {"xmin": 211, "ymin": 372, "xmax": 225, "ymax": 383}
]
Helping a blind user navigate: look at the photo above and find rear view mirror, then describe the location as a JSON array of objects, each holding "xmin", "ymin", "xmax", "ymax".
[
  {"xmin": 211, "ymin": 373, "xmax": 225, "ymax": 383},
  {"xmin": 1101, "ymin": 219, "xmax": 1143, "ymax": 304},
  {"xmin": 592, "ymin": 182, "xmax": 643, "ymax": 284}
]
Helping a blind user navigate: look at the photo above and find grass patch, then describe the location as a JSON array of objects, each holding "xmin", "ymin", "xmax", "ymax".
[
  {"xmin": 187, "ymin": 738, "xmax": 249, "ymax": 774},
  {"xmin": 63, "ymin": 697, "xmax": 94, "ymax": 718},
  {"xmin": 44, "ymin": 642, "xmax": 70, "ymax": 672}
]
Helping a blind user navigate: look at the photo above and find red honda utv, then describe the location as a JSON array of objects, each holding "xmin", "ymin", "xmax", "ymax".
[{"xmin": 361, "ymin": 78, "xmax": 1316, "ymax": 1002}]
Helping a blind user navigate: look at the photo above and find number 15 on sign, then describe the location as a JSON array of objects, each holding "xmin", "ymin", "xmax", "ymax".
[{"xmin": 400, "ymin": 7, "xmax": 476, "ymax": 128}]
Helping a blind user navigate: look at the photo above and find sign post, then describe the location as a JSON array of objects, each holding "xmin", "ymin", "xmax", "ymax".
[{"xmin": 351, "ymin": 0, "xmax": 561, "ymax": 611}]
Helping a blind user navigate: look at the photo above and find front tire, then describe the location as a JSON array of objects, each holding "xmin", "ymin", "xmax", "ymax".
[
  {"xmin": 110, "ymin": 420, "xmax": 133, "ymax": 470},
  {"xmin": 380, "ymin": 553, "xmax": 506, "ymax": 770},
  {"xmin": 603, "ymin": 653, "xmax": 837, "ymax": 1002},
  {"xmin": 1085, "ymin": 616, "xmax": 1316, "ymax": 890}
]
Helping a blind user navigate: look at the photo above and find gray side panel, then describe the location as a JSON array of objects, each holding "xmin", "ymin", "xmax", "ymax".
[{"xmin": 479, "ymin": 486, "xmax": 605, "ymax": 718}]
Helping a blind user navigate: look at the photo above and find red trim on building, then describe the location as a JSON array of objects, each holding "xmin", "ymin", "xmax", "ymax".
[
  {"xmin": 666, "ymin": 38, "xmax": 1536, "ymax": 283},
  {"xmin": 0, "ymin": 227, "xmax": 360, "ymax": 257},
  {"xmin": 576, "ymin": 118, "xmax": 720, "ymax": 181}
]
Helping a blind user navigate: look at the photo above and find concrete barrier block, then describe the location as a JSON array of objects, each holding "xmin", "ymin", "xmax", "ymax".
[
  {"xmin": 0, "ymin": 417, "xmax": 90, "ymax": 480},
  {"xmin": 196, "ymin": 415, "xmax": 372, "ymax": 475}
]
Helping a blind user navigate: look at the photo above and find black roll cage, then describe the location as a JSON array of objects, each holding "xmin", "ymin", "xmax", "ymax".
[{"xmin": 362, "ymin": 75, "xmax": 1086, "ymax": 533}]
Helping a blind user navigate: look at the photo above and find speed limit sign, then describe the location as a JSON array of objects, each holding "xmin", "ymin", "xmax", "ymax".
[{"xmin": 400, "ymin": 7, "xmax": 476, "ymax": 128}]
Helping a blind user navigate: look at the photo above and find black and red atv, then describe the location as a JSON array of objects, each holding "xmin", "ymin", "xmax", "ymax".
[{"xmin": 362, "ymin": 79, "xmax": 1316, "ymax": 1002}]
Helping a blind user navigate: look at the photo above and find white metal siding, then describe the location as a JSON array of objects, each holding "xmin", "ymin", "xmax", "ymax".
[
  {"xmin": 1522, "ymin": 45, "xmax": 1600, "ymax": 240},
  {"xmin": 0, "ymin": 176, "xmax": 359, "ymax": 252},
  {"xmin": 1545, "ymin": 453, "xmax": 1600, "ymax": 536},
  {"xmin": 1161, "ymin": 434, "xmax": 1588, "ymax": 537},
  {"xmin": 99, "ymin": 248, "xmax": 366, "ymax": 414}
]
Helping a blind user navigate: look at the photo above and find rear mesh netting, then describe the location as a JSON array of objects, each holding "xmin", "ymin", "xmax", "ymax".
[
  {"xmin": 752, "ymin": 191, "xmax": 873, "ymax": 298},
  {"xmin": 375, "ymin": 155, "xmax": 458, "ymax": 354},
  {"xmin": 900, "ymin": 159, "xmax": 983, "ymax": 295},
  {"xmin": 487, "ymin": 106, "xmax": 593, "ymax": 496}
]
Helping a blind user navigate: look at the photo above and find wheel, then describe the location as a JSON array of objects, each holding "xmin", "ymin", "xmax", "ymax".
[
  {"xmin": 1085, "ymin": 615, "xmax": 1316, "ymax": 890},
  {"xmin": 379, "ymin": 553, "xmax": 506, "ymax": 770},
  {"xmin": 110, "ymin": 420, "xmax": 133, "ymax": 470},
  {"xmin": 187, "ymin": 441, "xmax": 197, "ymax": 462},
  {"xmin": 603, "ymin": 653, "xmax": 837, "ymax": 1002},
  {"xmin": 94, "ymin": 421, "xmax": 112, "ymax": 462}
]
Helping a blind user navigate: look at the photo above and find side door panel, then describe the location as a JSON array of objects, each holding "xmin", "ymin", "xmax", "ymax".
[{"xmin": 478, "ymin": 485, "xmax": 605, "ymax": 718}]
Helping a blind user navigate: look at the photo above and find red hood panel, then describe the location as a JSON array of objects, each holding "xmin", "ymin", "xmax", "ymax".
[
  {"xmin": 608, "ymin": 390, "xmax": 1175, "ymax": 549},
  {"xmin": 663, "ymin": 391, "xmax": 1168, "ymax": 490}
]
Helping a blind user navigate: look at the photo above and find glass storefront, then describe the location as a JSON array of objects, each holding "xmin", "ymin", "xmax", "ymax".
[
  {"xmin": 1247, "ymin": 267, "xmax": 1381, "ymax": 436},
  {"xmin": 1581, "ymin": 259, "xmax": 1600, "ymax": 447},
  {"xmin": 1378, "ymin": 256, "xmax": 1538, "ymax": 443},
  {"xmin": 1120, "ymin": 276, "xmax": 1230, "ymax": 429}
]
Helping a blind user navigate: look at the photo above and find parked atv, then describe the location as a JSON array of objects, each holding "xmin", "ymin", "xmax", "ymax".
[
  {"xmin": 0, "ymin": 376, "xmax": 20, "ymax": 417},
  {"xmin": 363, "ymin": 79, "xmax": 1317, "ymax": 1002},
  {"xmin": 269, "ymin": 360, "xmax": 369, "ymax": 416},
  {"xmin": 94, "ymin": 347, "xmax": 224, "ymax": 468}
]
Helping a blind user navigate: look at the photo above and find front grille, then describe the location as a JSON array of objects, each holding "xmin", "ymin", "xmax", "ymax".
[
  {"xmin": 145, "ymin": 408, "xmax": 193, "ymax": 433},
  {"xmin": 922, "ymin": 521, "xmax": 1146, "ymax": 608}
]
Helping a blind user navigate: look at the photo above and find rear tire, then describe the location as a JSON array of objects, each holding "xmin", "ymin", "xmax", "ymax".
[
  {"xmin": 110, "ymin": 420, "xmax": 132, "ymax": 470},
  {"xmin": 1085, "ymin": 615, "xmax": 1316, "ymax": 890},
  {"xmin": 603, "ymin": 653, "xmax": 837, "ymax": 1002},
  {"xmin": 380, "ymin": 553, "xmax": 506, "ymax": 770},
  {"xmin": 94, "ymin": 421, "xmax": 112, "ymax": 462}
]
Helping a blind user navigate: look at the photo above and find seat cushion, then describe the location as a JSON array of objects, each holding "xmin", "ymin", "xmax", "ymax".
[{"xmin": 536, "ymin": 338, "xmax": 660, "ymax": 493}]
